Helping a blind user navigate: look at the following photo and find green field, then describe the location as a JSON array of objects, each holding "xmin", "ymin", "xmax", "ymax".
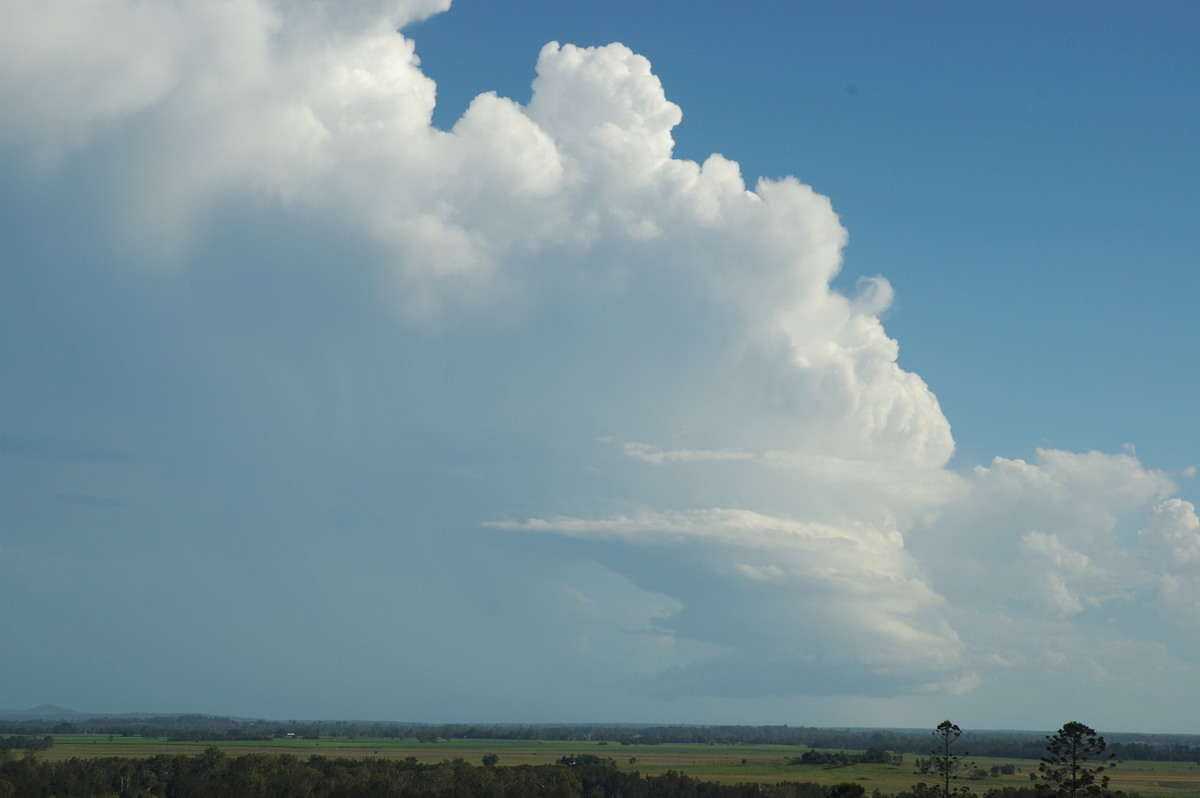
[{"xmin": 39, "ymin": 735, "xmax": 1200, "ymax": 797}]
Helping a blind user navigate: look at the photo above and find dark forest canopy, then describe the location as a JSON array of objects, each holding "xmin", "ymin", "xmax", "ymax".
[
  {"xmin": 2, "ymin": 715, "xmax": 1198, "ymax": 763},
  {"xmin": 0, "ymin": 747, "xmax": 1146, "ymax": 798}
]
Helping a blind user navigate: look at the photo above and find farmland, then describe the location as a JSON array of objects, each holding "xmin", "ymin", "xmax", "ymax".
[{"xmin": 32, "ymin": 734, "xmax": 1200, "ymax": 797}]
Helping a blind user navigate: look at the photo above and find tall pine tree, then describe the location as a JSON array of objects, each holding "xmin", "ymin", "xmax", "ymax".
[
  {"xmin": 926, "ymin": 720, "xmax": 974, "ymax": 798},
  {"xmin": 1038, "ymin": 721, "xmax": 1116, "ymax": 797}
]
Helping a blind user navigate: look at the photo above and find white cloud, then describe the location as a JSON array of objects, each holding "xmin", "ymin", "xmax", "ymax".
[
  {"xmin": 527, "ymin": 42, "xmax": 681, "ymax": 185},
  {"xmin": 1018, "ymin": 531, "xmax": 1094, "ymax": 616},
  {"xmin": 1138, "ymin": 499, "xmax": 1200, "ymax": 623},
  {"xmin": 618, "ymin": 441, "xmax": 756, "ymax": 465},
  {"xmin": 905, "ymin": 449, "xmax": 1200, "ymax": 716},
  {"xmin": 1, "ymin": 0, "xmax": 193, "ymax": 164},
  {"xmin": 913, "ymin": 450, "xmax": 1178, "ymax": 611},
  {"xmin": 491, "ymin": 508, "xmax": 968, "ymax": 696},
  {"xmin": 3, "ymin": 0, "xmax": 954, "ymax": 470},
  {"xmin": 1139, "ymin": 498, "xmax": 1200, "ymax": 567}
]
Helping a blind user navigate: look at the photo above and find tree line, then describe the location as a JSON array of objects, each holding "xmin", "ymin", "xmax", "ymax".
[
  {"xmin": 791, "ymin": 747, "xmax": 902, "ymax": 767},
  {"xmin": 0, "ymin": 736, "xmax": 54, "ymax": 753},
  {"xmin": 3, "ymin": 717, "xmax": 1196, "ymax": 764},
  {"xmin": 0, "ymin": 745, "xmax": 1141, "ymax": 798}
]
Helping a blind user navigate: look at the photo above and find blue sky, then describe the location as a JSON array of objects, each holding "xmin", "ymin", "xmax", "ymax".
[{"xmin": 2, "ymin": 0, "xmax": 1198, "ymax": 733}]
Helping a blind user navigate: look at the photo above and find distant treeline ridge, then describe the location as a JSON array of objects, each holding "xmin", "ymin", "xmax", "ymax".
[{"xmin": 2, "ymin": 715, "xmax": 1198, "ymax": 763}]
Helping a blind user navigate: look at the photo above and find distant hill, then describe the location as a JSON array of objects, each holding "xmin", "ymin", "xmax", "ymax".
[
  {"xmin": 0, "ymin": 704, "xmax": 86, "ymax": 720},
  {"xmin": 0, "ymin": 705, "xmax": 196, "ymax": 721},
  {"xmin": 0, "ymin": 706, "xmax": 273, "ymax": 726}
]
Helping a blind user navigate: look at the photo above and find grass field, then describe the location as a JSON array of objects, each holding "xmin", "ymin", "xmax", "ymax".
[{"xmin": 38, "ymin": 735, "xmax": 1200, "ymax": 797}]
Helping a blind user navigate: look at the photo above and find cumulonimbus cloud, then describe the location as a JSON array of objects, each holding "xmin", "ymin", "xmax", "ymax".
[
  {"xmin": 3, "ymin": 0, "xmax": 1196, "ymax": 713},
  {"xmin": 2, "ymin": 0, "xmax": 950, "ymax": 468}
]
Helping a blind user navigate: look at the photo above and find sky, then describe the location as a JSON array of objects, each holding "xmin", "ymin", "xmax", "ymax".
[{"xmin": 1, "ymin": 0, "xmax": 1198, "ymax": 734}]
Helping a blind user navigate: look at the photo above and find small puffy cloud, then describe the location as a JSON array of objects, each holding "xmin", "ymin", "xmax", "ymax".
[
  {"xmin": 1138, "ymin": 499, "xmax": 1200, "ymax": 623},
  {"xmin": 1139, "ymin": 498, "xmax": 1200, "ymax": 567},
  {"xmin": 850, "ymin": 275, "xmax": 895, "ymax": 317},
  {"xmin": 1018, "ymin": 531, "xmax": 1093, "ymax": 616}
]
